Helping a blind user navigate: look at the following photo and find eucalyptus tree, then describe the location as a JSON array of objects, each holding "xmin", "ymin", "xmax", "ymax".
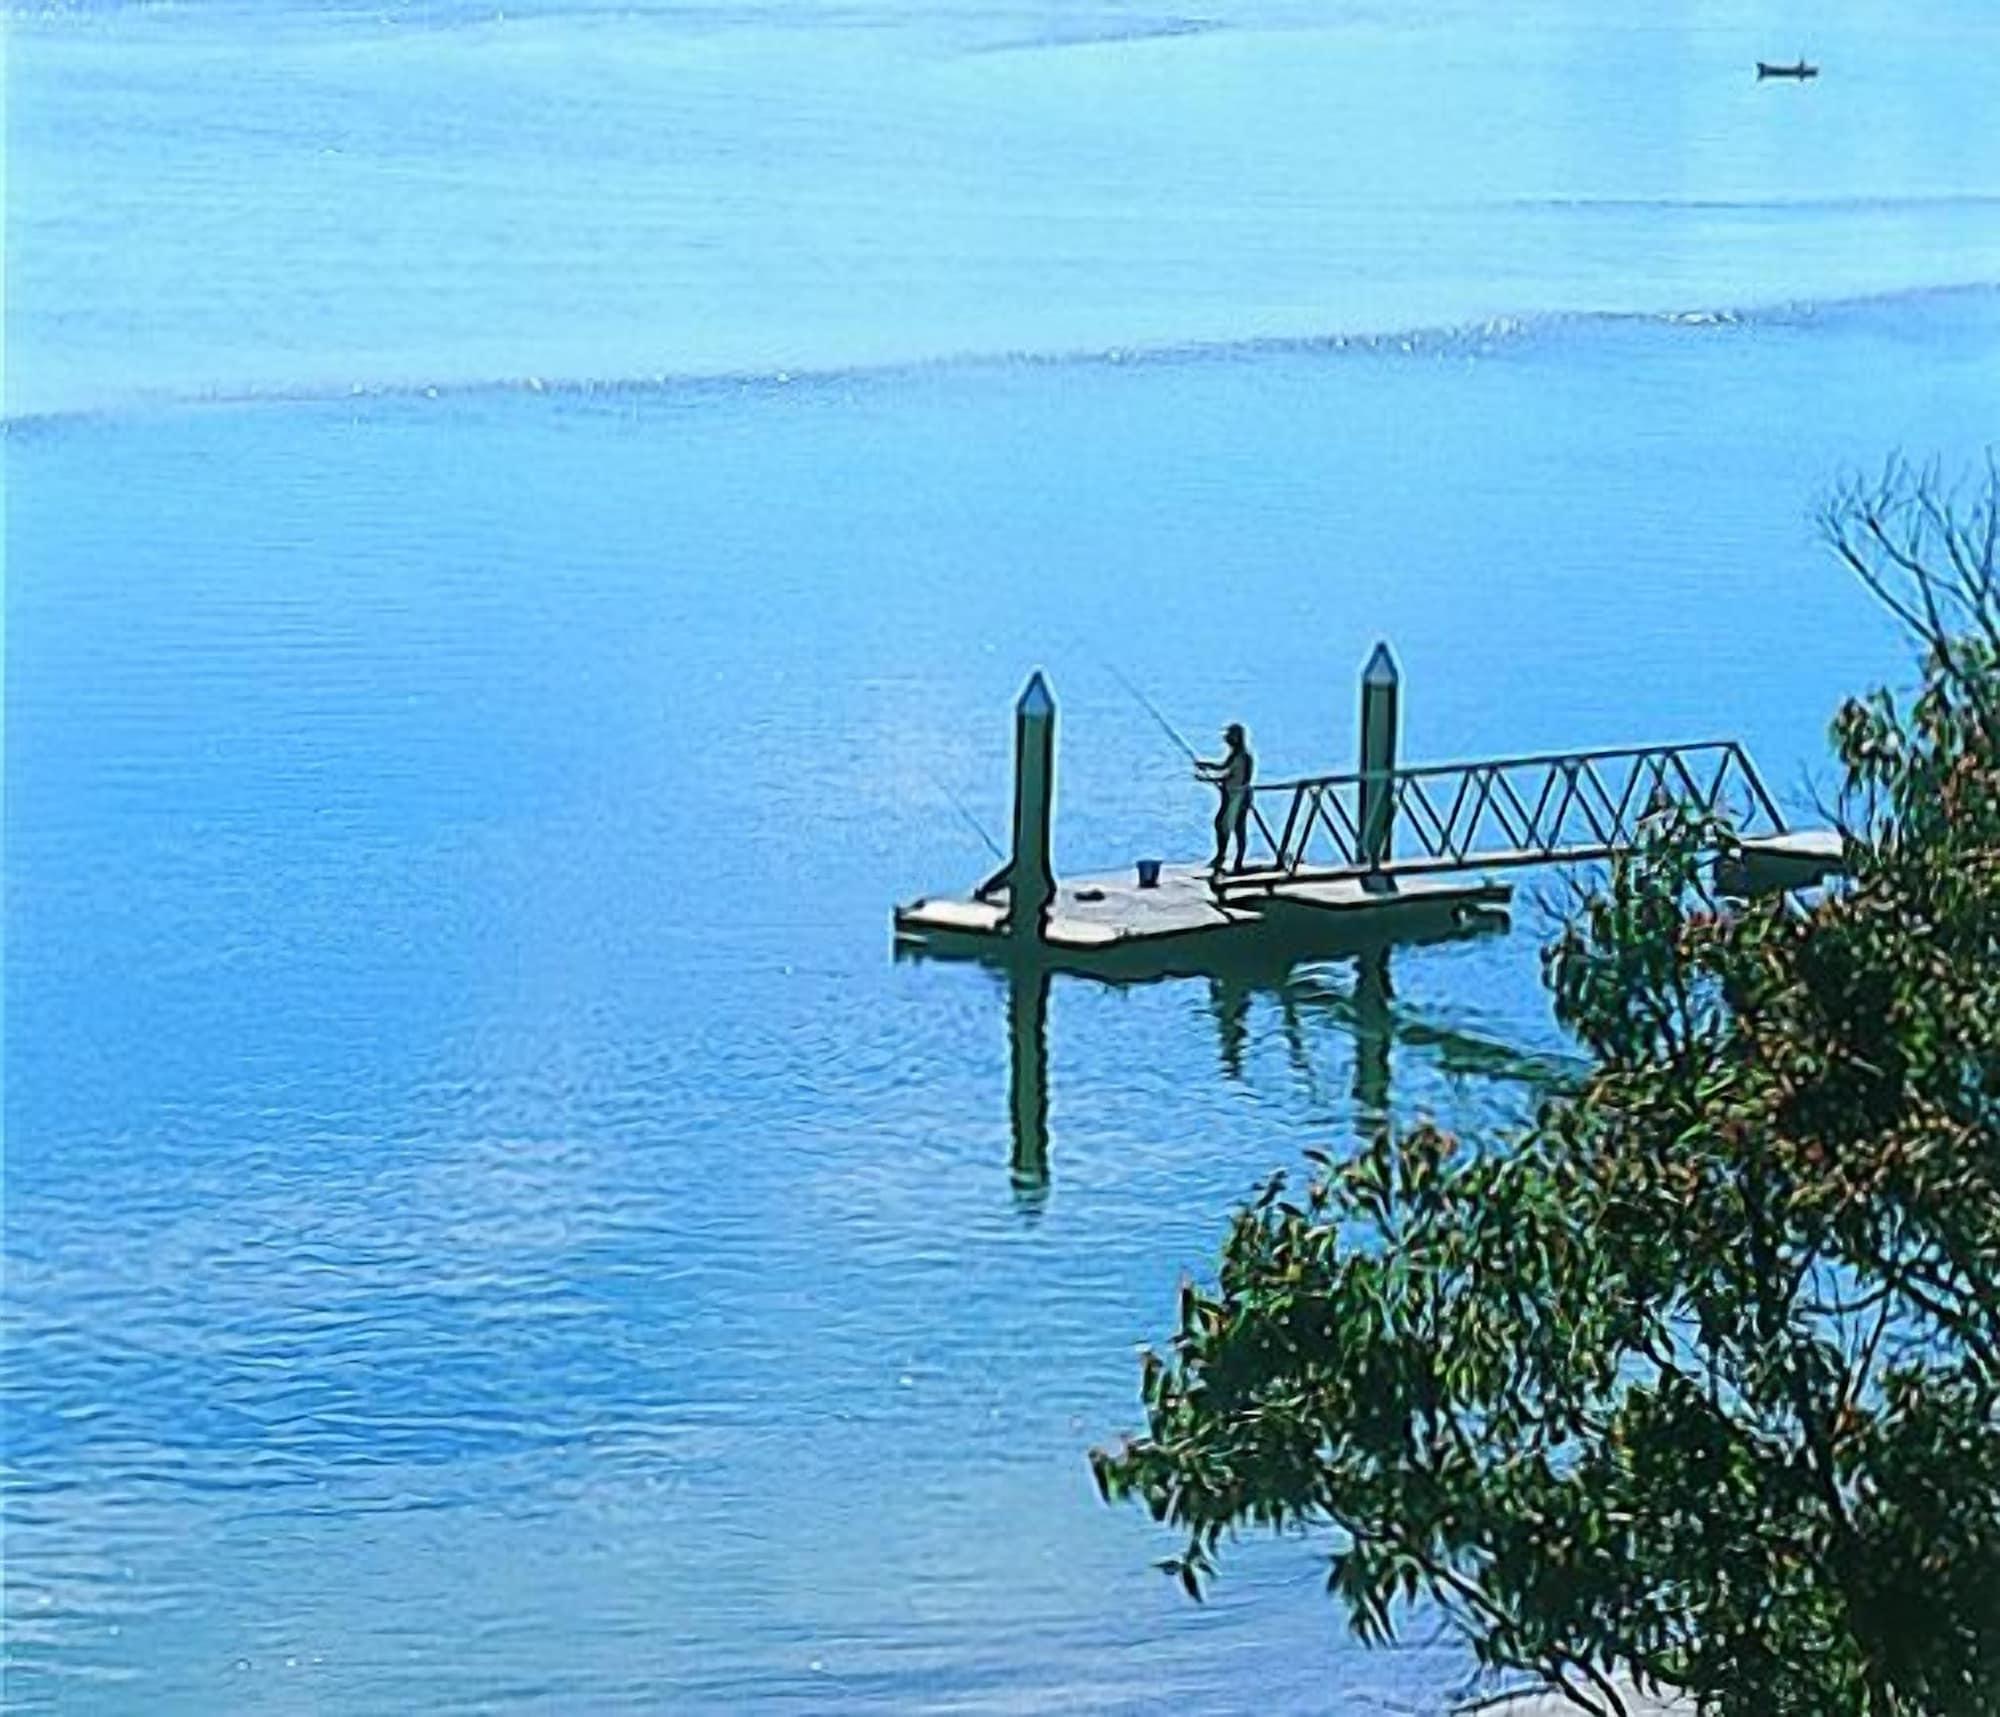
[{"xmin": 1092, "ymin": 465, "xmax": 2000, "ymax": 1716}]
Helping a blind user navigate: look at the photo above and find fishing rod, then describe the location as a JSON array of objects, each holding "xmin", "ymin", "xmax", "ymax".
[
  {"xmin": 1101, "ymin": 659, "xmax": 1285, "ymax": 858},
  {"xmin": 1100, "ymin": 658, "xmax": 1203, "ymax": 765}
]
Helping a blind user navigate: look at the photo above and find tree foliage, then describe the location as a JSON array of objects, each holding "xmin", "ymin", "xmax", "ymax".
[{"xmin": 1091, "ymin": 462, "xmax": 2000, "ymax": 1716}]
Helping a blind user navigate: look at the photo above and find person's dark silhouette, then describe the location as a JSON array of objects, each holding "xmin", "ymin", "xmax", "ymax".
[{"xmin": 1196, "ymin": 723, "xmax": 1254, "ymax": 874}]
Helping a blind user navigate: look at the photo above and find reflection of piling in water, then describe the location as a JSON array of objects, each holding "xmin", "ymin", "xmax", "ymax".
[
  {"xmin": 976, "ymin": 929, "xmax": 1572, "ymax": 1208},
  {"xmin": 1007, "ymin": 967, "xmax": 1050, "ymax": 1204},
  {"xmin": 1352, "ymin": 947, "xmax": 1394, "ymax": 1124}
]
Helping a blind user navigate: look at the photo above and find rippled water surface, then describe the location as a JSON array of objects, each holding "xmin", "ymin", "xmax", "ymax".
[{"xmin": 7, "ymin": 0, "xmax": 2000, "ymax": 1710}]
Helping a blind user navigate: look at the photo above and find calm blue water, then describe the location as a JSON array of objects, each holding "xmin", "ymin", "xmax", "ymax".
[{"xmin": 6, "ymin": 0, "xmax": 2000, "ymax": 1710}]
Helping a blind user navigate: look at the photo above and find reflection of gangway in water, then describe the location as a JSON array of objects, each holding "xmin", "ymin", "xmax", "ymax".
[{"xmin": 893, "ymin": 645, "xmax": 1846, "ymax": 1203}]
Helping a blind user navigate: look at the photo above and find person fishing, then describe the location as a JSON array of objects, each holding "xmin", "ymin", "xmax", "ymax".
[{"xmin": 1196, "ymin": 723, "xmax": 1255, "ymax": 875}]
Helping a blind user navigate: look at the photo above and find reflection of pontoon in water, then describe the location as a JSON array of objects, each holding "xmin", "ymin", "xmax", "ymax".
[{"xmin": 975, "ymin": 942, "xmax": 1579, "ymax": 1213}]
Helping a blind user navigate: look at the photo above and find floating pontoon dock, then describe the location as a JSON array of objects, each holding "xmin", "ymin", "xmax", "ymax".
[
  {"xmin": 894, "ymin": 647, "xmax": 1846, "ymax": 1201},
  {"xmin": 896, "ymin": 864, "xmax": 1510, "ymax": 977},
  {"xmin": 893, "ymin": 647, "xmax": 1842, "ymax": 980}
]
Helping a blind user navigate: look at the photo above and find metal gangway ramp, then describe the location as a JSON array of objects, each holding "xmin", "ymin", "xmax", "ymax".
[{"xmin": 1220, "ymin": 738, "xmax": 1792, "ymax": 897}]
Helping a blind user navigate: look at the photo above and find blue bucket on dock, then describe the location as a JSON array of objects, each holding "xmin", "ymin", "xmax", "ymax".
[{"xmin": 1136, "ymin": 858, "xmax": 1162, "ymax": 889}]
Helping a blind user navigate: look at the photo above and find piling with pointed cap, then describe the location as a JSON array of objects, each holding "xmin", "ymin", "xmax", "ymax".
[
  {"xmin": 1358, "ymin": 642, "xmax": 1400, "ymax": 878},
  {"xmin": 1006, "ymin": 671, "xmax": 1057, "ymax": 939}
]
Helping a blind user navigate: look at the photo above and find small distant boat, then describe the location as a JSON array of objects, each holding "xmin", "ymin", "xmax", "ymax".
[{"xmin": 1756, "ymin": 59, "xmax": 1819, "ymax": 80}]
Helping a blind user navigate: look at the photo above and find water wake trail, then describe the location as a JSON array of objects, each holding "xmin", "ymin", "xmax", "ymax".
[{"xmin": 7, "ymin": 281, "xmax": 1996, "ymax": 431}]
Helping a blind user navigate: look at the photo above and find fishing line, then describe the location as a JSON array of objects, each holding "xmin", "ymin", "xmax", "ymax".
[{"xmin": 935, "ymin": 775, "xmax": 1006, "ymax": 864}]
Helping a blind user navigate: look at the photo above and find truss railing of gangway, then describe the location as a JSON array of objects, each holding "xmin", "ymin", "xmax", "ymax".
[{"xmin": 1219, "ymin": 739, "xmax": 1787, "ymax": 894}]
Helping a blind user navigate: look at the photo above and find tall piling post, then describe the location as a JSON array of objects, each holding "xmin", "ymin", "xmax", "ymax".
[
  {"xmin": 1357, "ymin": 642, "xmax": 1400, "ymax": 887},
  {"xmin": 1006, "ymin": 671, "xmax": 1057, "ymax": 941}
]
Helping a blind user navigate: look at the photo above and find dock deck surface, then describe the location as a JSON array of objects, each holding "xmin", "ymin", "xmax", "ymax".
[{"xmin": 896, "ymin": 862, "xmax": 1512, "ymax": 968}]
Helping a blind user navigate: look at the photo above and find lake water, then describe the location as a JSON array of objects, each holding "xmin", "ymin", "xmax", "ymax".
[{"xmin": 5, "ymin": 0, "xmax": 1999, "ymax": 1709}]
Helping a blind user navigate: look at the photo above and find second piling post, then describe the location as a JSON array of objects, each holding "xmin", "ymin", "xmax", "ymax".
[
  {"xmin": 1006, "ymin": 671, "xmax": 1057, "ymax": 941},
  {"xmin": 1358, "ymin": 643, "xmax": 1401, "ymax": 886}
]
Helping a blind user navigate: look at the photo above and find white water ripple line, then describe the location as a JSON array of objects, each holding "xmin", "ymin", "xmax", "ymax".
[{"xmin": 6, "ymin": 282, "xmax": 1996, "ymax": 431}]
